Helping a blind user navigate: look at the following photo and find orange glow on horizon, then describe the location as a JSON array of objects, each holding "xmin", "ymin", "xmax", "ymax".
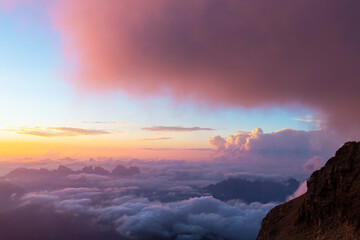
[
  {"xmin": 0, "ymin": 124, "xmax": 214, "ymax": 161},
  {"xmin": 0, "ymin": 138, "xmax": 214, "ymax": 161}
]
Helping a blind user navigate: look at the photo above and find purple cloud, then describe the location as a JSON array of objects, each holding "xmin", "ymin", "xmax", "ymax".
[{"xmin": 142, "ymin": 126, "xmax": 214, "ymax": 132}]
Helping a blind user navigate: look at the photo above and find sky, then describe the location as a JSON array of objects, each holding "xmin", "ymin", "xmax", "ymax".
[
  {"xmin": 1, "ymin": 1, "xmax": 359, "ymax": 239},
  {"xmin": 0, "ymin": 0, "xmax": 323, "ymax": 161},
  {"xmin": 0, "ymin": 0, "xmax": 358, "ymax": 164}
]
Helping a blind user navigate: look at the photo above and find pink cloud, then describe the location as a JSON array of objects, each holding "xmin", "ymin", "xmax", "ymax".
[
  {"xmin": 286, "ymin": 181, "xmax": 307, "ymax": 201},
  {"xmin": 142, "ymin": 126, "xmax": 214, "ymax": 133},
  {"xmin": 302, "ymin": 157, "xmax": 323, "ymax": 173},
  {"xmin": 0, "ymin": 0, "xmax": 44, "ymax": 11},
  {"xmin": 7, "ymin": 127, "xmax": 110, "ymax": 137},
  {"xmin": 210, "ymin": 128, "xmax": 343, "ymax": 176},
  {"xmin": 47, "ymin": 0, "xmax": 360, "ymax": 135},
  {"xmin": 209, "ymin": 136, "xmax": 227, "ymax": 151},
  {"xmin": 2, "ymin": 1, "xmax": 360, "ymax": 135}
]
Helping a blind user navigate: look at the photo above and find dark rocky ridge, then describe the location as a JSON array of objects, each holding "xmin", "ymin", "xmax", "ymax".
[
  {"xmin": 3, "ymin": 165, "xmax": 141, "ymax": 190},
  {"xmin": 257, "ymin": 142, "xmax": 360, "ymax": 240},
  {"xmin": 5, "ymin": 164, "xmax": 140, "ymax": 179}
]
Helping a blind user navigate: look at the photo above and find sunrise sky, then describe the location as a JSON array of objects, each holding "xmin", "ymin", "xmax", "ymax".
[
  {"xmin": 1, "ymin": 2, "xmax": 360, "ymax": 240},
  {"xmin": 0, "ymin": 0, "xmax": 358, "ymax": 162}
]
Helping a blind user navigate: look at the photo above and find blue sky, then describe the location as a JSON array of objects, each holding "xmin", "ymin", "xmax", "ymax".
[{"xmin": 0, "ymin": 5, "xmax": 317, "ymax": 157}]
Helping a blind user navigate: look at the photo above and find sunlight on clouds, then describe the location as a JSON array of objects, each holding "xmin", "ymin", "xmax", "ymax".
[
  {"xmin": 4, "ymin": 126, "xmax": 110, "ymax": 137},
  {"xmin": 142, "ymin": 126, "xmax": 215, "ymax": 133},
  {"xmin": 83, "ymin": 121, "xmax": 129, "ymax": 125}
]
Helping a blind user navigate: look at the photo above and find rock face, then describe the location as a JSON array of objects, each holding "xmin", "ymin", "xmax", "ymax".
[{"xmin": 257, "ymin": 142, "xmax": 360, "ymax": 240}]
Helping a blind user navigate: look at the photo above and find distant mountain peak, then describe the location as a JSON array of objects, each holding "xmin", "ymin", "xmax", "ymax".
[
  {"xmin": 4, "ymin": 164, "xmax": 141, "ymax": 181},
  {"xmin": 111, "ymin": 165, "xmax": 140, "ymax": 176},
  {"xmin": 56, "ymin": 165, "xmax": 74, "ymax": 174},
  {"xmin": 91, "ymin": 166, "xmax": 109, "ymax": 175}
]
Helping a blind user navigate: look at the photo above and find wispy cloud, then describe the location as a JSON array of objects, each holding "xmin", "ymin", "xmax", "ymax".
[
  {"xmin": 142, "ymin": 126, "xmax": 214, "ymax": 133},
  {"xmin": 83, "ymin": 121, "xmax": 128, "ymax": 125},
  {"xmin": 7, "ymin": 127, "xmax": 110, "ymax": 137},
  {"xmin": 141, "ymin": 147, "xmax": 213, "ymax": 151},
  {"xmin": 138, "ymin": 137, "xmax": 173, "ymax": 141},
  {"xmin": 291, "ymin": 115, "xmax": 321, "ymax": 124}
]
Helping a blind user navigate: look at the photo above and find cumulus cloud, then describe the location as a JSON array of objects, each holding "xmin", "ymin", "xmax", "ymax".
[
  {"xmin": 209, "ymin": 135, "xmax": 227, "ymax": 151},
  {"xmin": 208, "ymin": 128, "xmax": 261, "ymax": 151},
  {"xmin": 210, "ymin": 128, "xmax": 343, "ymax": 176},
  {"xmin": 142, "ymin": 126, "xmax": 214, "ymax": 133}
]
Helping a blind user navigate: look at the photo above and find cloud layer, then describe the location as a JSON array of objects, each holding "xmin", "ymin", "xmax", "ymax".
[
  {"xmin": 45, "ymin": 0, "xmax": 360, "ymax": 134},
  {"xmin": 1, "ymin": 161, "xmax": 286, "ymax": 240},
  {"xmin": 210, "ymin": 128, "xmax": 343, "ymax": 176},
  {"xmin": 0, "ymin": 137, "xmax": 346, "ymax": 239},
  {"xmin": 21, "ymin": 190, "xmax": 275, "ymax": 240}
]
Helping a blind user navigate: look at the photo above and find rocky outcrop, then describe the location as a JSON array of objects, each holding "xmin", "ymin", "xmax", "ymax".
[{"xmin": 257, "ymin": 142, "xmax": 360, "ymax": 240}]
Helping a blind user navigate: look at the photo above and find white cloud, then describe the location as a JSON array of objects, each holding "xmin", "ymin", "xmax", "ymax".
[{"xmin": 210, "ymin": 128, "xmax": 343, "ymax": 176}]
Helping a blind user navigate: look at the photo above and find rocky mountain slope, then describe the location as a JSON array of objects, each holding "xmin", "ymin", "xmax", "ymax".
[{"xmin": 257, "ymin": 142, "xmax": 360, "ymax": 240}]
